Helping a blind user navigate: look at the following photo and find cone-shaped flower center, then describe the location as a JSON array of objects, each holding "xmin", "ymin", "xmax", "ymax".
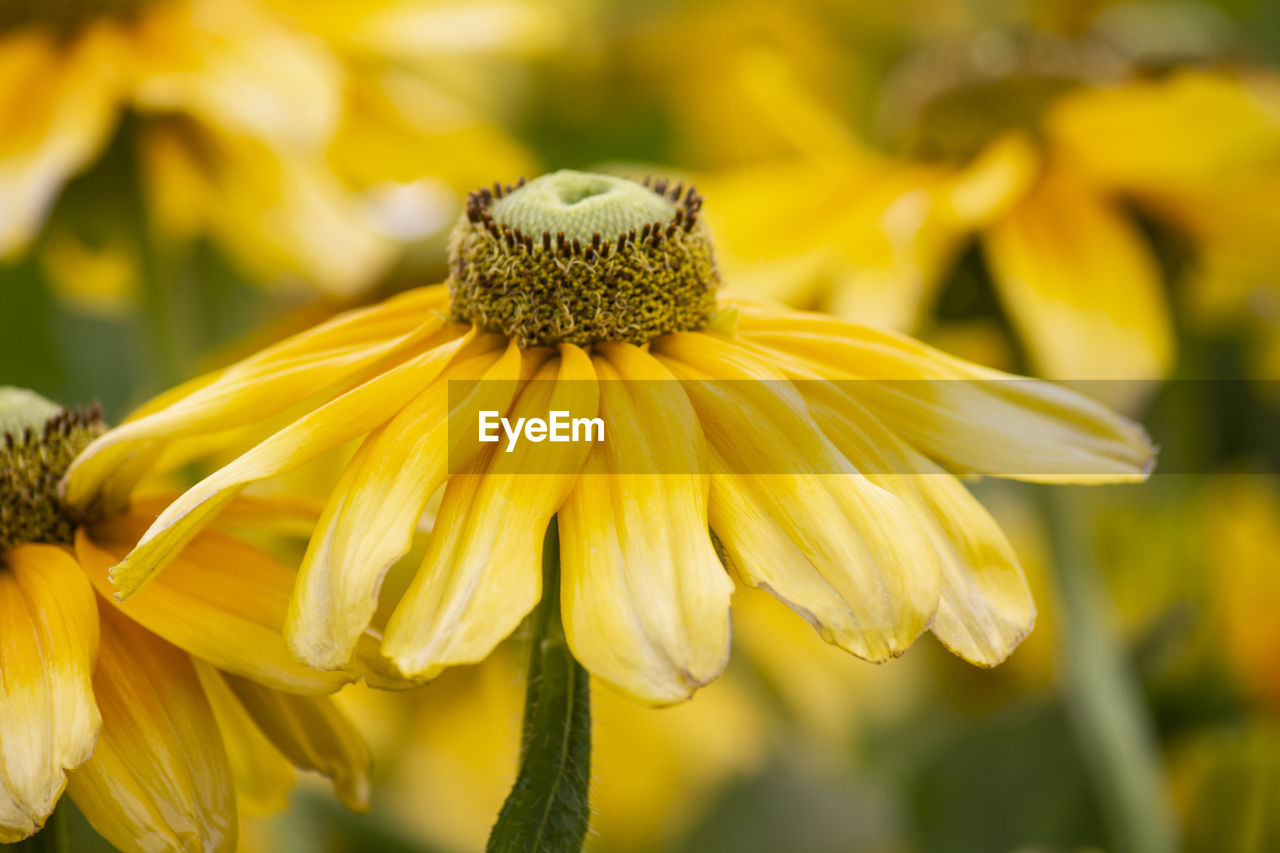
[
  {"xmin": 448, "ymin": 170, "xmax": 720, "ymax": 347},
  {"xmin": 0, "ymin": 0, "xmax": 150, "ymax": 32},
  {"xmin": 1, "ymin": 388, "xmax": 104, "ymax": 551}
]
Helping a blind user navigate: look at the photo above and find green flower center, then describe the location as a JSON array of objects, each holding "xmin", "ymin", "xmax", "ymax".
[
  {"xmin": 448, "ymin": 170, "xmax": 720, "ymax": 347},
  {"xmin": 0, "ymin": 0, "xmax": 152, "ymax": 34},
  {"xmin": 1, "ymin": 388, "xmax": 104, "ymax": 552},
  {"xmin": 886, "ymin": 32, "xmax": 1123, "ymax": 161}
]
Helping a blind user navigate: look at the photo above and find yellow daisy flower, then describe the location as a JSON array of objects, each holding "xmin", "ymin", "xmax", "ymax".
[
  {"xmin": 0, "ymin": 387, "xmax": 369, "ymax": 849},
  {"xmin": 0, "ymin": 0, "xmax": 389, "ymax": 301},
  {"xmin": 65, "ymin": 170, "xmax": 1154, "ymax": 707},
  {"xmin": 704, "ymin": 40, "xmax": 1280, "ymax": 387}
]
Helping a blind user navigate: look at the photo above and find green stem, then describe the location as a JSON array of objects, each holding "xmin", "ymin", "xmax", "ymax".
[
  {"xmin": 487, "ymin": 521, "xmax": 591, "ymax": 853},
  {"xmin": 1039, "ymin": 486, "xmax": 1180, "ymax": 853},
  {"xmin": 115, "ymin": 116, "xmax": 184, "ymax": 391}
]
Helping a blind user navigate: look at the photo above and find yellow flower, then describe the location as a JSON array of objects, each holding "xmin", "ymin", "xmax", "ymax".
[
  {"xmin": 66, "ymin": 170, "xmax": 1154, "ymax": 706},
  {"xmin": 704, "ymin": 44, "xmax": 1280, "ymax": 388},
  {"xmin": 0, "ymin": 388, "xmax": 369, "ymax": 849},
  {"xmin": 0, "ymin": 0, "xmax": 391, "ymax": 300},
  {"xmin": 257, "ymin": 0, "xmax": 561, "ymax": 240}
]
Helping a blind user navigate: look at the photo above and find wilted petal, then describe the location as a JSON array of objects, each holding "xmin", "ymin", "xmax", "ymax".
[
  {"xmin": 78, "ymin": 521, "xmax": 350, "ymax": 695},
  {"xmin": 736, "ymin": 303, "xmax": 1156, "ymax": 482},
  {"xmin": 104, "ymin": 329, "xmax": 474, "ymax": 600},
  {"xmin": 289, "ymin": 340, "xmax": 521, "ymax": 669},
  {"xmin": 67, "ymin": 605, "xmax": 235, "ymax": 853},
  {"xmin": 559, "ymin": 342, "xmax": 732, "ymax": 705},
  {"xmin": 220, "ymin": 674, "xmax": 370, "ymax": 813},
  {"xmin": 63, "ymin": 287, "xmax": 451, "ymax": 513},
  {"xmin": 0, "ymin": 546, "xmax": 100, "ymax": 843},
  {"xmin": 382, "ymin": 346, "xmax": 597, "ymax": 677},
  {"xmin": 654, "ymin": 332, "xmax": 940, "ymax": 662}
]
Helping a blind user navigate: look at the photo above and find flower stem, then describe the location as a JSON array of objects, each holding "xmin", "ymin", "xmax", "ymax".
[
  {"xmin": 115, "ymin": 115, "xmax": 184, "ymax": 391},
  {"xmin": 1038, "ymin": 486, "xmax": 1180, "ymax": 853},
  {"xmin": 487, "ymin": 521, "xmax": 591, "ymax": 853}
]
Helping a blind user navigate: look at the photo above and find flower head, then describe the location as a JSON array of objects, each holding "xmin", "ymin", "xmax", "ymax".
[
  {"xmin": 704, "ymin": 34, "xmax": 1280, "ymax": 389},
  {"xmin": 66, "ymin": 172, "xmax": 1155, "ymax": 706},
  {"xmin": 0, "ymin": 388, "xmax": 368, "ymax": 849}
]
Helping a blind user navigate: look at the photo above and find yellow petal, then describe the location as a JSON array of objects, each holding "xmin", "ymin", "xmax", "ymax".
[
  {"xmin": 0, "ymin": 26, "xmax": 121, "ymax": 257},
  {"xmin": 193, "ymin": 663, "xmax": 295, "ymax": 817},
  {"xmin": 559, "ymin": 343, "xmax": 732, "ymax": 705},
  {"xmin": 1048, "ymin": 70, "xmax": 1280, "ymax": 194},
  {"xmin": 77, "ymin": 520, "xmax": 350, "ymax": 695},
  {"xmin": 63, "ymin": 286, "xmax": 451, "ymax": 513},
  {"xmin": 382, "ymin": 346, "xmax": 597, "ymax": 677},
  {"xmin": 0, "ymin": 546, "xmax": 100, "ymax": 843},
  {"xmin": 67, "ymin": 604, "xmax": 235, "ymax": 853},
  {"xmin": 736, "ymin": 301, "xmax": 1155, "ymax": 482},
  {"xmin": 795, "ymin": 375, "xmax": 1034, "ymax": 665},
  {"xmin": 107, "ymin": 329, "xmax": 475, "ymax": 600},
  {"xmin": 288, "ymin": 339, "xmax": 522, "ymax": 669},
  {"xmin": 330, "ymin": 63, "xmax": 536, "ymax": 191},
  {"xmin": 128, "ymin": 0, "xmax": 341, "ymax": 146},
  {"xmin": 220, "ymin": 674, "xmax": 371, "ymax": 813},
  {"xmin": 143, "ymin": 127, "xmax": 395, "ymax": 297},
  {"xmin": 941, "ymin": 132, "xmax": 1040, "ymax": 227},
  {"xmin": 124, "ymin": 493, "xmax": 323, "ymax": 539},
  {"xmin": 984, "ymin": 167, "xmax": 1173, "ymax": 389},
  {"xmin": 653, "ymin": 332, "xmax": 940, "ymax": 663}
]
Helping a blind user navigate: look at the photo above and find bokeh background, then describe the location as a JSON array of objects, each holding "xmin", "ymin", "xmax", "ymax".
[{"xmin": 3, "ymin": 0, "xmax": 1280, "ymax": 851}]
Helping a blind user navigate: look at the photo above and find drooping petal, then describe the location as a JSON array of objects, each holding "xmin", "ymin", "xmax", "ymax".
[
  {"xmin": 193, "ymin": 663, "xmax": 295, "ymax": 817},
  {"xmin": 220, "ymin": 673, "xmax": 371, "ymax": 813},
  {"xmin": 733, "ymin": 336, "xmax": 1035, "ymax": 664},
  {"xmin": 105, "ymin": 329, "xmax": 475, "ymax": 600},
  {"xmin": 77, "ymin": 521, "xmax": 350, "ymax": 695},
  {"xmin": 0, "ymin": 546, "xmax": 100, "ymax": 843},
  {"xmin": 796, "ymin": 377, "xmax": 1035, "ymax": 664},
  {"xmin": 559, "ymin": 342, "xmax": 732, "ymax": 705},
  {"xmin": 653, "ymin": 332, "xmax": 940, "ymax": 663},
  {"xmin": 984, "ymin": 167, "xmax": 1173, "ymax": 390},
  {"xmin": 382, "ymin": 346, "xmax": 597, "ymax": 678},
  {"xmin": 734, "ymin": 302, "xmax": 1155, "ymax": 482},
  {"xmin": 63, "ymin": 286, "xmax": 451, "ymax": 513},
  {"xmin": 67, "ymin": 605, "xmax": 235, "ymax": 853},
  {"xmin": 288, "ymin": 339, "xmax": 522, "ymax": 670}
]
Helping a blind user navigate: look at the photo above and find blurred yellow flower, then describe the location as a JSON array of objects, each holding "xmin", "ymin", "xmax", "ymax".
[
  {"xmin": 66, "ymin": 171, "xmax": 1153, "ymax": 709},
  {"xmin": 704, "ymin": 44, "xmax": 1280, "ymax": 388},
  {"xmin": 0, "ymin": 0, "xmax": 389, "ymax": 298},
  {"xmin": 0, "ymin": 0, "xmax": 558, "ymax": 308},
  {"xmin": 0, "ymin": 388, "xmax": 369, "ymax": 850},
  {"xmin": 262, "ymin": 0, "xmax": 561, "ymax": 231}
]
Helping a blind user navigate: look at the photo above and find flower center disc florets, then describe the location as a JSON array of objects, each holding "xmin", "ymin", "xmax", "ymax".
[
  {"xmin": 448, "ymin": 170, "xmax": 720, "ymax": 347},
  {"xmin": 0, "ymin": 388, "xmax": 104, "ymax": 551}
]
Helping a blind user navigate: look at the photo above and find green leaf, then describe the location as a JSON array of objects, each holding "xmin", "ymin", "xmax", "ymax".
[{"xmin": 487, "ymin": 522, "xmax": 592, "ymax": 853}]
